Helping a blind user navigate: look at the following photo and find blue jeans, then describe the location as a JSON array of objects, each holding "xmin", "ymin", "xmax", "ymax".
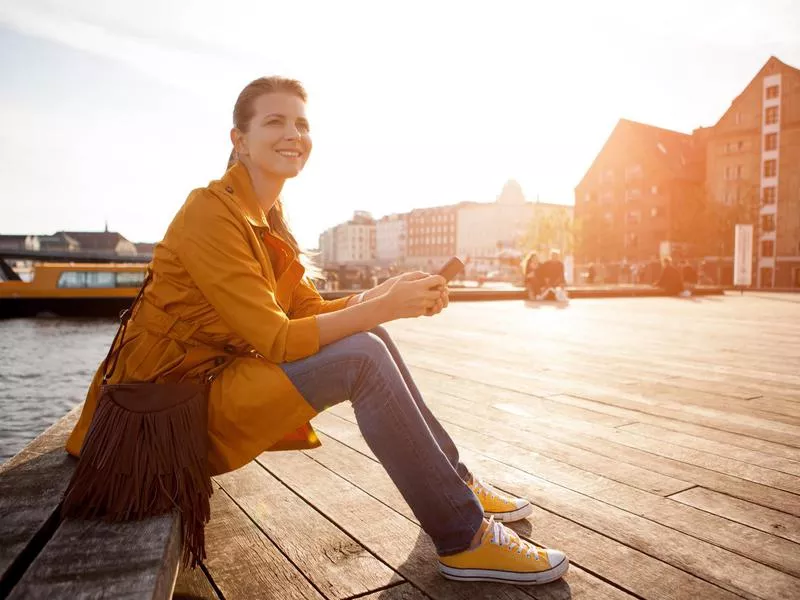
[{"xmin": 280, "ymin": 325, "xmax": 484, "ymax": 555}]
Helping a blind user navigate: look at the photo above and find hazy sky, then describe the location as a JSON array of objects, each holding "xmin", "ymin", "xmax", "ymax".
[{"xmin": 1, "ymin": 1, "xmax": 798, "ymax": 248}]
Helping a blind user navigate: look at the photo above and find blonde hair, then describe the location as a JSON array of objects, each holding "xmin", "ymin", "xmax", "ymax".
[{"xmin": 227, "ymin": 76, "xmax": 321, "ymax": 279}]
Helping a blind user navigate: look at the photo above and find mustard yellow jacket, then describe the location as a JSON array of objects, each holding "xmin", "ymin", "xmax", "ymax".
[{"xmin": 66, "ymin": 162, "xmax": 352, "ymax": 475}]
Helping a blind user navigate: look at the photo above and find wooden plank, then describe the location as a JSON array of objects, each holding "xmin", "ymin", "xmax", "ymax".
[
  {"xmin": 618, "ymin": 422, "xmax": 800, "ymax": 477},
  {"xmin": 461, "ymin": 444, "xmax": 800, "ymax": 600},
  {"xmin": 670, "ymin": 487, "xmax": 800, "ymax": 545},
  {"xmin": 318, "ymin": 407, "xmax": 800, "ymax": 585},
  {"xmin": 8, "ymin": 515, "xmax": 181, "ymax": 600},
  {"xmin": 548, "ymin": 393, "xmax": 800, "ymax": 462},
  {"xmin": 202, "ymin": 484, "xmax": 325, "ymax": 600},
  {"xmin": 0, "ymin": 408, "xmax": 79, "ymax": 594},
  {"xmin": 399, "ymin": 343, "xmax": 800, "ymax": 448},
  {"xmin": 411, "ymin": 369, "xmax": 632, "ymax": 429},
  {"xmin": 282, "ymin": 426, "xmax": 739, "ymax": 600},
  {"xmin": 173, "ymin": 565, "xmax": 219, "ymax": 600},
  {"xmin": 358, "ymin": 582, "xmax": 430, "ymax": 600},
  {"xmin": 215, "ymin": 461, "xmax": 401, "ymax": 599},
  {"xmin": 412, "ymin": 389, "xmax": 800, "ymax": 517},
  {"xmin": 0, "ymin": 406, "xmax": 80, "ymax": 476},
  {"xmin": 256, "ymin": 450, "xmax": 548, "ymax": 600}
]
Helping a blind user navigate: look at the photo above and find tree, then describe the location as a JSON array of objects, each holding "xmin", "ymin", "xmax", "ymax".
[{"xmin": 522, "ymin": 206, "xmax": 575, "ymax": 256}]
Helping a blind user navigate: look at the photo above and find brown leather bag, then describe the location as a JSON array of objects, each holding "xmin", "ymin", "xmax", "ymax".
[{"xmin": 61, "ymin": 274, "xmax": 232, "ymax": 568}]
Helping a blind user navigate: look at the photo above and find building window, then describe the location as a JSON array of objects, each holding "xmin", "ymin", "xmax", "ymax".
[
  {"xmin": 763, "ymin": 159, "xmax": 777, "ymax": 178},
  {"xmin": 765, "ymin": 106, "xmax": 779, "ymax": 125},
  {"xmin": 625, "ymin": 233, "xmax": 638, "ymax": 248},
  {"xmin": 734, "ymin": 112, "xmax": 742, "ymax": 125},
  {"xmin": 650, "ymin": 207, "xmax": 660, "ymax": 218},
  {"xmin": 762, "ymin": 186, "xmax": 776, "ymax": 205},
  {"xmin": 725, "ymin": 165, "xmax": 743, "ymax": 180},
  {"xmin": 761, "ymin": 240, "xmax": 775, "ymax": 257},
  {"xmin": 603, "ymin": 212, "xmax": 613, "ymax": 224},
  {"xmin": 651, "ymin": 185, "xmax": 659, "ymax": 195},
  {"xmin": 625, "ymin": 189, "xmax": 641, "ymax": 202},
  {"xmin": 766, "ymin": 85, "xmax": 779, "ymax": 99},
  {"xmin": 600, "ymin": 192, "xmax": 613, "ymax": 204},
  {"xmin": 761, "ymin": 214, "xmax": 775, "ymax": 232},
  {"xmin": 764, "ymin": 133, "xmax": 778, "ymax": 151},
  {"xmin": 599, "ymin": 169, "xmax": 614, "ymax": 184},
  {"xmin": 626, "ymin": 211, "xmax": 641, "ymax": 225},
  {"xmin": 625, "ymin": 164, "xmax": 643, "ymax": 181}
]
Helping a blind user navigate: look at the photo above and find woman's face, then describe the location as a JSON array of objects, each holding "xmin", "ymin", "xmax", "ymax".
[{"xmin": 234, "ymin": 92, "xmax": 312, "ymax": 179}]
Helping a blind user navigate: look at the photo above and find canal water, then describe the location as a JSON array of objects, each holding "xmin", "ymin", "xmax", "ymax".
[{"xmin": 0, "ymin": 318, "xmax": 118, "ymax": 462}]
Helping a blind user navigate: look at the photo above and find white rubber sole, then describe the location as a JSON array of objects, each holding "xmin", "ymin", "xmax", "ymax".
[
  {"xmin": 439, "ymin": 556, "xmax": 569, "ymax": 585},
  {"xmin": 485, "ymin": 501, "xmax": 534, "ymax": 523}
]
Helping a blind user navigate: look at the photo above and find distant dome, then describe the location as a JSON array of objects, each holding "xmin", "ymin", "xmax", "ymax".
[{"xmin": 497, "ymin": 180, "xmax": 525, "ymax": 204}]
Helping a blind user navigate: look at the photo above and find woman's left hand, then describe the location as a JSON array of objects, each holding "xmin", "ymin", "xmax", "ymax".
[
  {"xmin": 425, "ymin": 286, "xmax": 449, "ymax": 317},
  {"xmin": 369, "ymin": 271, "xmax": 428, "ymax": 299}
]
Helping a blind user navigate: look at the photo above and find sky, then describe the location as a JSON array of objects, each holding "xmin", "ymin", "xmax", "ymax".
[{"xmin": 1, "ymin": 1, "xmax": 799, "ymax": 249}]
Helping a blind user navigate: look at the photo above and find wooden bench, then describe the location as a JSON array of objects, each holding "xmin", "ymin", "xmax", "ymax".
[{"xmin": 0, "ymin": 407, "xmax": 186, "ymax": 600}]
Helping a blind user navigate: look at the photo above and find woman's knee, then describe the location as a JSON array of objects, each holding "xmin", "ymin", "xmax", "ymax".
[
  {"xmin": 369, "ymin": 324, "xmax": 391, "ymax": 343},
  {"xmin": 337, "ymin": 331, "xmax": 391, "ymax": 365}
]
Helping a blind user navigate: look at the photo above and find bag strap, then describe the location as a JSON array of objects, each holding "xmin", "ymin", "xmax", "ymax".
[
  {"xmin": 100, "ymin": 270, "xmax": 248, "ymax": 385},
  {"xmin": 101, "ymin": 271, "xmax": 152, "ymax": 384}
]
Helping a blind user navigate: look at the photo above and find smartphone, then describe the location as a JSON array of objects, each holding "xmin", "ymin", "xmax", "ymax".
[{"xmin": 437, "ymin": 256, "xmax": 465, "ymax": 283}]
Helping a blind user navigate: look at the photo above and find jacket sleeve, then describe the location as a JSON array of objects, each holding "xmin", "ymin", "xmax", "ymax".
[
  {"xmin": 290, "ymin": 277, "xmax": 354, "ymax": 318},
  {"xmin": 176, "ymin": 190, "xmax": 319, "ymax": 363}
]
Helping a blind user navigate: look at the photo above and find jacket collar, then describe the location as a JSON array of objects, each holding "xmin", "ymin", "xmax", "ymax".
[{"xmin": 216, "ymin": 161, "xmax": 271, "ymax": 229}]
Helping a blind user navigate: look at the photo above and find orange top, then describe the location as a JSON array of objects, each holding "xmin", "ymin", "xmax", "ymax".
[{"xmin": 66, "ymin": 162, "xmax": 352, "ymax": 474}]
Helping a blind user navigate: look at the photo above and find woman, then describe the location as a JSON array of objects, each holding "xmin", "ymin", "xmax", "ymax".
[
  {"xmin": 66, "ymin": 77, "xmax": 569, "ymax": 585},
  {"xmin": 522, "ymin": 251, "xmax": 541, "ymax": 300}
]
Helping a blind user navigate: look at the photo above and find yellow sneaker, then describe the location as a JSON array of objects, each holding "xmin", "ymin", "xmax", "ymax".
[
  {"xmin": 439, "ymin": 517, "xmax": 569, "ymax": 585},
  {"xmin": 468, "ymin": 477, "xmax": 533, "ymax": 522}
]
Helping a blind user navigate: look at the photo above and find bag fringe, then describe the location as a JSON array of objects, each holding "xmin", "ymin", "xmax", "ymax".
[{"xmin": 61, "ymin": 388, "xmax": 212, "ymax": 568}]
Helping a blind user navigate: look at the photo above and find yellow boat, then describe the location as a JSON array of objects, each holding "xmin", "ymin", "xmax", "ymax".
[{"xmin": 0, "ymin": 262, "xmax": 146, "ymax": 319}]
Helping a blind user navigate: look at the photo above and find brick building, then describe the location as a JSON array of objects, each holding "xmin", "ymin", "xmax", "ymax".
[
  {"xmin": 405, "ymin": 205, "xmax": 459, "ymax": 271},
  {"xmin": 576, "ymin": 56, "xmax": 800, "ymax": 288},
  {"xmin": 574, "ymin": 119, "xmax": 706, "ymax": 266},
  {"xmin": 705, "ymin": 56, "xmax": 800, "ymax": 287}
]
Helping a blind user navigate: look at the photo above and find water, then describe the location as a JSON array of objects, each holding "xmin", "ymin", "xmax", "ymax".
[{"xmin": 0, "ymin": 318, "xmax": 119, "ymax": 463}]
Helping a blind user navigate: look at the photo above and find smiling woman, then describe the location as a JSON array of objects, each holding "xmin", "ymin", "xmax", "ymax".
[{"xmin": 63, "ymin": 75, "xmax": 569, "ymax": 585}]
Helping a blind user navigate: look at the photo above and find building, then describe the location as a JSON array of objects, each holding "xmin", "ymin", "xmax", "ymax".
[
  {"xmin": 318, "ymin": 227, "xmax": 337, "ymax": 265},
  {"xmin": 576, "ymin": 55, "xmax": 800, "ymax": 288},
  {"xmin": 405, "ymin": 204, "xmax": 459, "ymax": 271},
  {"xmin": 375, "ymin": 213, "xmax": 407, "ymax": 266},
  {"xmin": 575, "ymin": 119, "xmax": 707, "ymax": 268},
  {"xmin": 134, "ymin": 242, "xmax": 157, "ymax": 256},
  {"xmin": 58, "ymin": 230, "xmax": 137, "ymax": 255},
  {"xmin": 0, "ymin": 235, "xmax": 40, "ymax": 252},
  {"xmin": 456, "ymin": 181, "xmax": 574, "ymax": 277},
  {"xmin": 317, "ymin": 211, "xmax": 376, "ymax": 266},
  {"xmin": 39, "ymin": 232, "xmax": 81, "ymax": 253},
  {"xmin": 705, "ymin": 56, "xmax": 800, "ymax": 287},
  {"xmin": 456, "ymin": 181, "xmax": 530, "ymax": 275}
]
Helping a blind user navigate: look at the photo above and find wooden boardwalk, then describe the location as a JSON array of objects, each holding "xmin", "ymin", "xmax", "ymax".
[{"xmin": 168, "ymin": 293, "xmax": 800, "ymax": 600}]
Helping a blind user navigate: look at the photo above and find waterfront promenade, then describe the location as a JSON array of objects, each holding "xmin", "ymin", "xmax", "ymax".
[{"xmin": 2, "ymin": 293, "xmax": 799, "ymax": 599}]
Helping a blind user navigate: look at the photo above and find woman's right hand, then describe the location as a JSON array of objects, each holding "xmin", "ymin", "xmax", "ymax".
[{"xmin": 378, "ymin": 274, "xmax": 446, "ymax": 321}]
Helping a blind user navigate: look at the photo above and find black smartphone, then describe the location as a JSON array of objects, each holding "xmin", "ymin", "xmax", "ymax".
[{"xmin": 437, "ymin": 257, "xmax": 465, "ymax": 283}]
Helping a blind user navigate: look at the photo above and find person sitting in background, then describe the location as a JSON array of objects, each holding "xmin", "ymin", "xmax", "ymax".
[
  {"xmin": 521, "ymin": 251, "xmax": 541, "ymax": 300},
  {"xmin": 654, "ymin": 257, "xmax": 685, "ymax": 296},
  {"xmin": 681, "ymin": 261, "xmax": 697, "ymax": 287},
  {"xmin": 537, "ymin": 250, "xmax": 567, "ymax": 301}
]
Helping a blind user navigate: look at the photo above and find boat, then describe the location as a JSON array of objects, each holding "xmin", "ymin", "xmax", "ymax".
[{"xmin": 0, "ymin": 261, "xmax": 147, "ymax": 319}]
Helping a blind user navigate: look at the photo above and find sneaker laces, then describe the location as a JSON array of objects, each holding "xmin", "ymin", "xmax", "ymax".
[
  {"xmin": 487, "ymin": 517, "xmax": 540, "ymax": 560},
  {"xmin": 472, "ymin": 478, "xmax": 502, "ymax": 501}
]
